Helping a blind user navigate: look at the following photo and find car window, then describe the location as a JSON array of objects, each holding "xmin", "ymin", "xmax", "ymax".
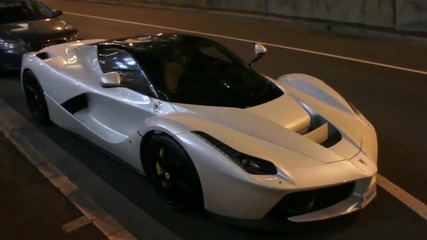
[
  {"xmin": 129, "ymin": 36, "xmax": 283, "ymax": 108},
  {"xmin": 198, "ymin": 46, "xmax": 232, "ymax": 63},
  {"xmin": 0, "ymin": 0, "xmax": 54, "ymax": 24},
  {"xmin": 36, "ymin": 1, "xmax": 53, "ymax": 16},
  {"xmin": 98, "ymin": 47, "xmax": 155, "ymax": 97}
]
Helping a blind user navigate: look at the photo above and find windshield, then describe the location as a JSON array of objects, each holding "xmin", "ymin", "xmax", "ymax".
[
  {"xmin": 130, "ymin": 36, "xmax": 283, "ymax": 108},
  {"xmin": 0, "ymin": 0, "xmax": 54, "ymax": 24}
]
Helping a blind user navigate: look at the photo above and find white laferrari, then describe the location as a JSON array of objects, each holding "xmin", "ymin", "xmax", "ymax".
[{"xmin": 21, "ymin": 33, "xmax": 377, "ymax": 223}]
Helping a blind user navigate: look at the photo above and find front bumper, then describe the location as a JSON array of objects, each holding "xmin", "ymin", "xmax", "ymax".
[
  {"xmin": 176, "ymin": 132, "xmax": 378, "ymax": 222},
  {"xmin": 283, "ymin": 175, "xmax": 377, "ymax": 222},
  {"xmin": 0, "ymin": 50, "xmax": 24, "ymax": 70}
]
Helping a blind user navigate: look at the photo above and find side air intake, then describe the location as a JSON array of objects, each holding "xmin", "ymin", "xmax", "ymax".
[{"xmin": 36, "ymin": 52, "xmax": 51, "ymax": 60}]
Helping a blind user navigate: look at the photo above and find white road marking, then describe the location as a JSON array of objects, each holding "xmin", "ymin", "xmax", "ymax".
[
  {"xmin": 65, "ymin": 11, "xmax": 427, "ymax": 75},
  {"xmin": 377, "ymin": 174, "xmax": 427, "ymax": 221},
  {"xmin": 62, "ymin": 216, "xmax": 91, "ymax": 233}
]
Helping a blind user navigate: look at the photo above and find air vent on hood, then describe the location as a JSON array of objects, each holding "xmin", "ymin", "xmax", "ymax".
[
  {"xmin": 304, "ymin": 122, "xmax": 342, "ymax": 148},
  {"xmin": 300, "ymin": 108, "xmax": 342, "ymax": 148}
]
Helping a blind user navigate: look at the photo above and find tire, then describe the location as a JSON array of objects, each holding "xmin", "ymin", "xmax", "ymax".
[
  {"xmin": 144, "ymin": 134, "xmax": 204, "ymax": 212},
  {"xmin": 22, "ymin": 71, "xmax": 52, "ymax": 125}
]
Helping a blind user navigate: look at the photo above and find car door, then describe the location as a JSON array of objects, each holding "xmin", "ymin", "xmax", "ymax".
[{"xmin": 75, "ymin": 47, "xmax": 161, "ymax": 144}]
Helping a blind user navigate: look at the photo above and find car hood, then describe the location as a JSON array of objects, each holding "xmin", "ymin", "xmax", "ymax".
[
  {"xmin": 172, "ymin": 93, "xmax": 364, "ymax": 164},
  {"xmin": 0, "ymin": 18, "xmax": 75, "ymax": 42}
]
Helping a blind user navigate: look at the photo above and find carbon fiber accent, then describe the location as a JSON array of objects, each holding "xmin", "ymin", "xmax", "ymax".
[{"xmin": 269, "ymin": 182, "xmax": 355, "ymax": 218}]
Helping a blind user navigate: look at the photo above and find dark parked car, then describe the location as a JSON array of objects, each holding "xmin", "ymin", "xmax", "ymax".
[{"xmin": 0, "ymin": 0, "xmax": 80, "ymax": 71}]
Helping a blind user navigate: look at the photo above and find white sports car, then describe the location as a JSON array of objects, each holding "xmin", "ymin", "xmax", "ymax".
[{"xmin": 21, "ymin": 33, "xmax": 378, "ymax": 223}]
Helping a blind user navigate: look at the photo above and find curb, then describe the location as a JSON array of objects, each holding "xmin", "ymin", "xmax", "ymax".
[
  {"xmin": 0, "ymin": 114, "xmax": 137, "ymax": 240},
  {"xmin": 0, "ymin": 99, "xmax": 180, "ymax": 240}
]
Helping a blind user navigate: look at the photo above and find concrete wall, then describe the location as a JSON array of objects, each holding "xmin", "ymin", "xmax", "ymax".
[
  {"xmin": 395, "ymin": 0, "xmax": 427, "ymax": 31},
  {"xmin": 266, "ymin": 0, "xmax": 395, "ymax": 28},
  {"xmin": 82, "ymin": 0, "xmax": 427, "ymax": 32},
  {"xmin": 155, "ymin": 0, "xmax": 266, "ymax": 12},
  {"xmin": 205, "ymin": 0, "xmax": 266, "ymax": 12},
  {"xmin": 162, "ymin": 0, "xmax": 205, "ymax": 7}
]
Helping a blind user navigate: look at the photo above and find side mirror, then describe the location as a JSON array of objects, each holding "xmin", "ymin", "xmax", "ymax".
[
  {"xmin": 100, "ymin": 72, "xmax": 121, "ymax": 88},
  {"xmin": 255, "ymin": 43, "xmax": 267, "ymax": 55},
  {"xmin": 52, "ymin": 9, "xmax": 63, "ymax": 17},
  {"xmin": 249, "ymin": 43, "xmax": 267, "ymax": 67}
]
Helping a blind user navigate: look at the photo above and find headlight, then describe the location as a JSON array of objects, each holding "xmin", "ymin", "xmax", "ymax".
[
  {"xmin": 0, "ymin": 39, "xmax": 24, "ymax": 51},
  {"xmin": 193, "ymin": 131, "xmax": 277, "ymax": 175},
  {"xmin": 69, "ymin": 32, "xmax": 81, "ymax": 41}
]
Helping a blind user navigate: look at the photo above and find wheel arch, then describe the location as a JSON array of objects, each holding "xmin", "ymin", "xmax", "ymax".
[
  {"xmin": 139, "ymin": 129, "xmax": 205, "ymax": 210},
  {"xmin": 137, "ymin": 116, "xmax": 194, "ymax": 173},
  {"xmin": 21, "ymin": 68, "xmax": 35, "ymax": 87},
  {"xmin": 139, "ymin": 129, "xmax": 157, "ymax": 174},
  {"xmin": 139, "ymin": 127, "xmax": 188, "ymax": 174},
  {"xmin": 22, "ymin": 68, "xmax": 52, "ymax": 125}
]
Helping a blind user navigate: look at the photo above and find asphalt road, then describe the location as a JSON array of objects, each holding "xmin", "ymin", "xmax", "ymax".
[{"xmin": 1, "ymin": 0, "xmax": 427, "ymax": 239}]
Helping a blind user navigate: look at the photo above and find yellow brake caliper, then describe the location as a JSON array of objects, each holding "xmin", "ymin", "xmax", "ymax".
[{"xmin": 156, "ymin": 147, "xmax": 169, "ymax": 188}]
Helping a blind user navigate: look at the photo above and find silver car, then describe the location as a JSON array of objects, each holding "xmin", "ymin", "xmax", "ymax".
[{"xmin": 21, "ymin": 34, "xmax": 378, "ymax": 223}]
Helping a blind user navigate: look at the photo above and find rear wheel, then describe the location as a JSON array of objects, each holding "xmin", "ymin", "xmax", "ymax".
[
  {"xmin": 23, "ymin": 71, "xmax": 51, "ymax": 125},
  {"xmin": 144, "ymin": 134, "xmax": 204, "ymax": 212}
]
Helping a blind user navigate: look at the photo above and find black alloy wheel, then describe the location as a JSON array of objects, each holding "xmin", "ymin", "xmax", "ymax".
[
  {"xmin": 23, "ymin": 71, "xmax": 51, "ymax": 125},
  {"xmin": 145, "ymin": 134, "xmax": 203, "ymax": 212}
]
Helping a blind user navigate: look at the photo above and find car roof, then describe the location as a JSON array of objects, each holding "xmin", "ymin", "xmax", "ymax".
[{"xmin": 96, "ymin": 33, "xmax": 208, "ymax": 51}]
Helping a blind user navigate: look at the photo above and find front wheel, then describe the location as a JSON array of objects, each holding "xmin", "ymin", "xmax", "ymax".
[
  {"xmin": 144, "ymin": 134, "xmax": 204, "ymax": 212},
  {"xmin": 22, "ymin": 71, "xmax": 51, "ymax": 125}
]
